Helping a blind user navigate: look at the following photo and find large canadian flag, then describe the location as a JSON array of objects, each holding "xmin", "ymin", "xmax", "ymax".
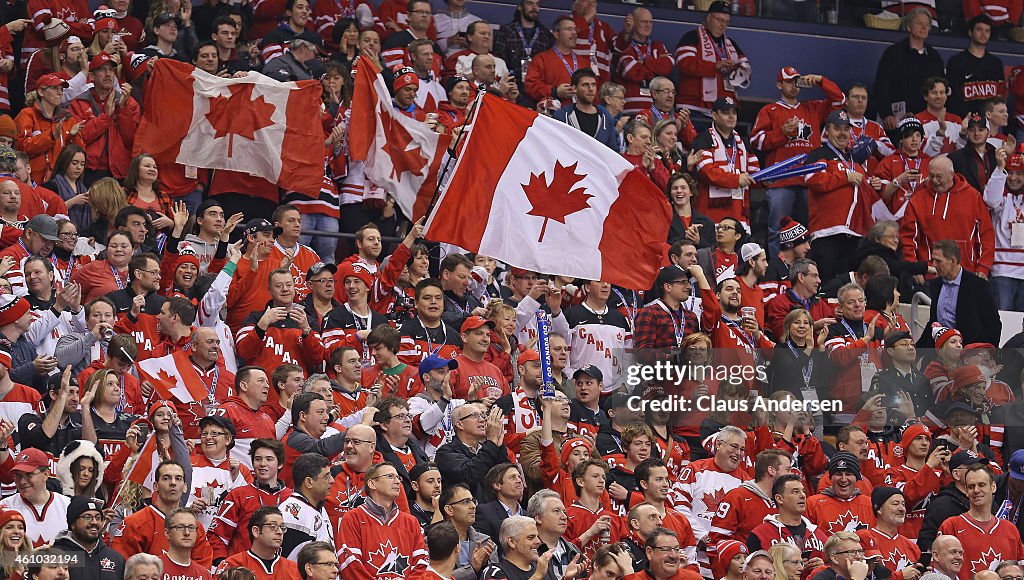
[
  {"xmin": 349, "ymin": 56, "xmax": 451, "ymax": 220},
  {"xmin": 424, "ymin": 93, "xmax": 671, "ymax": 290},
  {"xmin": 134, "ymin": 59, "xmax": 324, "ymax": 195},
  {"xmin": 137, "ymin": 351, "xmax": 209, "ymax": 404}
]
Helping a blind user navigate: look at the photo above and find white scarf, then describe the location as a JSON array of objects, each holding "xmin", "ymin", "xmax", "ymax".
[{"xmin": 697, "ymin": 26, "xmax": 739, "ymax": 102}]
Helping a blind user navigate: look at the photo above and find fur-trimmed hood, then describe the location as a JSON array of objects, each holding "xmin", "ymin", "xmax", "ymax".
[{"xmin": 56, "ymin": 440, "xmax": 106, "ymax": 497}]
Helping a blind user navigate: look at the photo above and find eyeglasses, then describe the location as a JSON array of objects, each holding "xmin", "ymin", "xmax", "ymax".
[
  {"xmin": 313, "ymin": 562, "xmax": 342, "ymax": 569},
  {"xmin": 260, "ymin": 523, "xmax": 285, "ymax": 532},
  {"xmin": 1000, "ymin": 576, "xmax": 1023, "ymax": 580},
  {"xmin": 450, "ymin": 497, "xmax": 479, "ymax": 506},
  {"xmin": 372, "ymin": 473, "xmax": 401, "ymax": 481},
  {"xmin": 783, "ymin": 560, "xmax": 806, "ymax": 566},
  {"xmin": 167, "ymin": 525, "xmax": 198, "ymax": 533},
  {"xmin": 409, "ymin": 9, "xmax": 432, "ymax": 14},
  {"xmin": 345, "ymin": 438, "xmax": 375, "ymax": 446},
  {"xmin": 715, "ymin": 224, "xmax": 736, "ymax": 231},
  {"xmin": 651, "ymin": 546, "xmax": 683, "ymax": 554},
  {"xmin": 310, "ymin": 278, "xmax": 335, "ymax": 285},
  {"xmin": 653, "ymin": 88, "xmax": 676, "ymax": 95},
  {"xmin": 387, "ymin": 413, "xmax": 412, "ymax": 421},
  {"xmin": 59, "ymin": 233, "xmax": 77, "ymax": 240},
  {"xmin": 834, "ymin": 549, "xmax": 865, "ymax": 557},
  {"xmin": 458, "ymin": 412, "xmax": 486, "ymax": 421},
  {"xmin": 201, "ymin": 431, "xmax": 227, "ymax": 438},
  {"xmin": 78, "ymin": 514, "xmax": 103, "ymax": 523},
  {"xmin": 137, "ymin": 269, "xmax": 161, "ymax": 276}
]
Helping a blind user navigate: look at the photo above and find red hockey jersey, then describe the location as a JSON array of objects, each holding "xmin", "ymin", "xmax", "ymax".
[
  {"xmin": 337, "ymin": 502, "xmax": 428, "ymax": 579},
  {"xmin": 751, "ymin": 78, "xmax": 846, "ymax": 188},
  {"xmin": 805, "ymin": 491, "xmax": 876, "ymax": 536},
  {"xmin": 208, "ymin": 481, "xmax": 293, "ymax": 560},
  {"xmin": 708, "ymin": 481, "xmax": 777, "ymax": 545},
  {"xmin": 937, "ymin": 513, "xmax": 1024, "ymax": 580},
  {"xmin": 882, "ymin": 462, "xmax": 941, "ymax": 540},
  {"xmin": 616, "ymin": 37, "xmax": 673, "ymax": 114}
]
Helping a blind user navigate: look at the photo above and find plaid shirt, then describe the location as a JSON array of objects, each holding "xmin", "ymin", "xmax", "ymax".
[
  {"xmin": 494, "ymin": 20, "xmax": 555, "ymax": 82},
  {"xmin": 633, "ymin": 300, "xmax": 698, "ymax": 350}
]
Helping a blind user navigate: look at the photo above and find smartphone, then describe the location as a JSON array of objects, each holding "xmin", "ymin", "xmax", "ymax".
[{"xmin": 137, "ymin": 423, "xmax": 150, "ymax": 441}]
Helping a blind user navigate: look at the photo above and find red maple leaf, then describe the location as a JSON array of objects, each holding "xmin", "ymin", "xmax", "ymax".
[
  {"xmin": 701, "ymin": 488, "xmax": 727, "ymax": 515},
  {"xmin": 379, "ymin": 104, "xmax": 427, "ymax": 182},
  {"xmin": 522, "ymin": 161, "xmax": 592, "ymax": 242},
  {"xmin": 205, "ymin": 83, "xmax": 276, "ymax": 158}
]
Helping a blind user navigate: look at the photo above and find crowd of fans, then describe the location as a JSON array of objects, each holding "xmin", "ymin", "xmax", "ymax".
[{"xmin": 0, "ymin": 0, "xmax": 1020, "ymax": 579}]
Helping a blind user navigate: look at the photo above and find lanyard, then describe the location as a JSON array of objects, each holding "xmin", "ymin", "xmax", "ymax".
[
  {"xmin": 787, "ymin": 340, "xmax": 814, "ymax": 387},
  {"xmin": 419, "ymin": 317, "xmax": 447, "ymax": 354},
  {"xmin": 552, "ymin": 46, "xmax": 579, "ymax": 78},
  {"xmin": 827, "ymin": 141, "xmax": 852, "ymax": 165},
  {"xmin": 335, "ymin": 0, "xmax": 354, "ymax": 17},
  {"xmin": 116, "ymin": 374, "xmax": 125, "ymax": 413},
  {"xmin": 655, "ymin": 299, "xmax": 683, "ymax": 347},
  {"xmin": 1012, "ymin": 195, "xmax": 1024, "ymax": 222},
  {"xmin": 631, "ymin": 39, "xmax": 650, "ymax": 60},
  {"xmin": 651, "ymin": 107, "xmax": 667, "ymax": 122},
  {"xmin": 61, "ymin": 256, "xmax": 74, "ymax": 284},
  {"xmin": 109, "ymin": 263, "xmax": 126, "ymax": 290},
  {"xmin": 612, "ymin": 288, "xmax": 639, "ymax": 332},
  {"xmin": 444, "ymin": 294, "xmax": 471, "ymax": 316},
  {"xmin": 716, "ymin": 130, "xmax": 739, "ymax": 170},
  {"xmin": 514, "ymin": 23, "xmax": 539, "ymax": 56},
  {"xmin": 840, "ymin": 318, "xmax": 870, "ymax": 363},
  {"xmin": 722, "ymin": 316, "xmax": 756, "ymax": 348}
]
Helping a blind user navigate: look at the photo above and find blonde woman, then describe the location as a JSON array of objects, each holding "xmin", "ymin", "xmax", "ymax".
[
  {"xmin": 86, "ymin": 177, "xmax": 127, "ymax": 244},
  {"xmin": 769, "ymin": 542, "xmax": 803, "ymax": 580},
  {"xmin": 0, "ymin": 510, "xmax": 30, "ymax": 580},
  {"xmin": 485, "ymin": 299, "xmax": 519, "ymax": 383}
]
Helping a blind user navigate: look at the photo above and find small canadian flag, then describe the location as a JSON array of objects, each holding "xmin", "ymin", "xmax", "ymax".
[{"xmin": 134, "ymin": 59, "xmax": 325, "ymax": 195}]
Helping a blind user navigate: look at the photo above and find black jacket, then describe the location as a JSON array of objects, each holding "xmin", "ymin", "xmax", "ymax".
[
  {"xmin": 107, "ymin": 286, "xmax": 166, "ymax": 316},
  {"xmin": 917, "ymin": 483, "xmax": 969, "ymax": 557},
  {"xmin": 849, "ymin": 238, "xmax": 930, "ymax": 297},
  {"xmin": 375, "ymin": 429, "xmax": 429, "ymax": 498},
  {"xmin": 870, "ymin": 366, "xmax": 932, "ymax": 418},
  {"xmin": 476, "ymin": 499, "xmax": 516, "ymax": 545},
  {"xmin": 53, "ymin": 531, "xmax": 125, "ymax": 580},
  {"xmin": 948, "ymin": 144, "xmax": 999, "ymax": 196},
  {"xmin": 917, "ymin": 269, "xmax": 1001, "ymax": 348},
  {"xmin": 813, "ymin": 564, "xmax": 892, "ymax": 580},
  {"xmin": 872, "ymin": 38, "xmax": 945, "ymax": 120},
  {"xmin": 435, "ymin": 435, "xmax": 510, "ymax": 498},
  {"xmin": 767, "ymin": 343, "xmax": 833, "ymax": 399},
  {"xmin": 668, "ymin": 210, "xmax": 716, "ymax": 249}
]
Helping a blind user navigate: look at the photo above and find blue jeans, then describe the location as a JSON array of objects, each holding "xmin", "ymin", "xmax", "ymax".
[
  {"xmin": 299, "ymin": 213, "xmax": 340, "ymax": 264},
  {"xmin": 990, "ymin": 276, "xmax": 1024, "ymax": 311},
  {"xmin": 767, "ymin": 185, "xmax": 808, "ymax": 258}
]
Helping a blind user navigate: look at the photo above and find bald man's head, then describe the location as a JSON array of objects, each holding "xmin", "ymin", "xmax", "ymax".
[
  {"xmin": 472, "ymin": 53, "xmax": 496, "ymax": 84},
  {"xmin": 343, "ymin": 424, "xmax": 378, "ymax": 471},
  {"xmin": 928, "ymin": 156, "xmax": 955, "ymax": 194}
]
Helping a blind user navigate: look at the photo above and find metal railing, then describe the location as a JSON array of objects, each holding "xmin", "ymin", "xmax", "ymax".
[{"xmin": 909, "ymin": 291, "xmax": 932, "ymax": 342}]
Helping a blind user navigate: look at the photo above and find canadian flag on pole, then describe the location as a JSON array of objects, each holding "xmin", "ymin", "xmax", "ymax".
[
  {"xmin": 134, "ymin": 59, "xmax": 325, "ymax": 195},
  {"xmin": 137, "ymin": 352, "xmax": 209, "ymax": 404},
  {"xmin": 424, "ymin": 93, "xmax": 672, "ymax": 290},
  {"xmin": 349, "ymin": 56, "xmax": 451, "ymax": 220},
  {"xmin": 122, "ymin": 432, "xmax": 160, "ymax": 490}
]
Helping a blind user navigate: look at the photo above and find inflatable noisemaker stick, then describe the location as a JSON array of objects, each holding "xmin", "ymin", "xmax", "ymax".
[
  {"xmin": 755, "ymin": 162, "xmax": 828, "ymax": 183},
  {"xmin": 536, "ymin": 310, "xmax": 556, "ymax": 399},
  {"xmin": 750, "ymin": 153, "xmax": 807, "ymax": 181}
]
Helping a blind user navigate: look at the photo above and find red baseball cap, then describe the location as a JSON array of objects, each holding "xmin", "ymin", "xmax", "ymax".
[
  {"xmin": 460, "ymin": 315, "xmax": 495, "ymax": 333},
  {"xmin": 777, "ymin": 66, "xmax": 800, "ymax": 82},
  {"xmin": 36, "ymin": 73, "xmax": 69, "ymax": 89},
  {"xmin": 1008, "ymin": 154, "xmax": 1024, "ymax": 172},
  {"xmin": 12, "ymin": 448, "xmax": 49, "ymax": 473},
  {"xmin": 90, "ymin": 51, "xmax": 117, "ymax": 70},
  {"xmin": 519, "ymin": 349, "xmax": 540, "ymax": 363}
]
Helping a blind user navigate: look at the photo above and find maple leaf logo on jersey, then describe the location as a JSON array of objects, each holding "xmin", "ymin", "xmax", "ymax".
[
  {"xmin": 369, "ymin": 540, "xmax": 410, "ymax": 578},
  {"xmin": 826, "ymin": 511, "xmax": 861, "ymax": 535},
  {"xmin": 522, "ymin": 161, "xmax": 593, "ymax": 242},
  {"xmin": 379, "ymin": 104, "xmax": 427, "ymax": 182},
  {"xmin": 285, "ymin": 502, "xmax": 300, "ymax": 518},
  {"xmin": 99, "ymin": 558, "xmax": 116, "ymax": 571},
  {"xmin": 889, "ymin": 549, "xmax": 911, "ymax": 570},
  {"xmin": 205, "ymin": 84, "xmax": 276, "ymax": 157},
  {"xmin": 970, "ymin": 547, "xmax": 1001, "ymax": 574},
  {"xmin": 701, "ymin": 488, "xmax": 727, "ymax": 516}
]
